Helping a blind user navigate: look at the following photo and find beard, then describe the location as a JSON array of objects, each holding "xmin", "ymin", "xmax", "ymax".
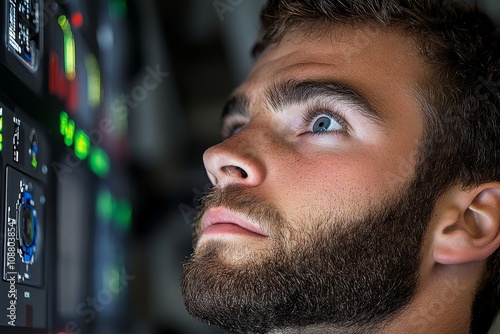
[{"xmin": 181, "ymin": 177, "xmax": 435, "ymax": 334}]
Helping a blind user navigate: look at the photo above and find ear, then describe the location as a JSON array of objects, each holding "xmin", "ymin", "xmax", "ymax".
[{"xmin": 433, "ymin": 183, "xmax": 500, "ymax": 265}]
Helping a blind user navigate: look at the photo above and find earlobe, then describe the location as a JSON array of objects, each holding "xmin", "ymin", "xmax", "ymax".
[{"xmin": 433, "ymin": 185, "xmax": 500, "ymax": 265}]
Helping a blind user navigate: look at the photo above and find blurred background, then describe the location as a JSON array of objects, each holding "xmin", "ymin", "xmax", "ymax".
[
  {"xmin": 0, "ymin": 0, "xmax": 498, "ymax": 334},
  {"xmin": 130, "ymin": 1, "xmax": 267, "ymax": 333}
]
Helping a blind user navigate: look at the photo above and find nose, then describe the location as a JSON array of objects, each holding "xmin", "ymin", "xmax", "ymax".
[{"xmin": 203, "ymin": 134, "xmax": 266, "ymax": 188}]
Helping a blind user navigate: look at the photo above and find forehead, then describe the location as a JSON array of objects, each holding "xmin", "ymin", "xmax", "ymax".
[{"xmin": 237, "ymin": 24, "xmax": 426, "ymax": 118}]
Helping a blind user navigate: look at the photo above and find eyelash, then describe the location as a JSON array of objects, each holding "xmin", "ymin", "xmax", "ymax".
[
  {"xmin": 221, "ymin": 106, "xmax": 349, "ymax": 138},
  {"xmin": 301, "ymin": 107, "xmax": 348, "ymax": 135}
]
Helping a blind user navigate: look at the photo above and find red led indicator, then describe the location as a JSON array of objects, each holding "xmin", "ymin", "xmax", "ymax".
[
  {"xmin": 49, "ymin": 52, "xmax": 59, "ymax": 94},
  {"xmin": 67, "ymin": 78, "xmax": 79, "ymax": 112},
  {"xmin": 72, "ymin": 12, "xmax": 83, "ymax": 28}
]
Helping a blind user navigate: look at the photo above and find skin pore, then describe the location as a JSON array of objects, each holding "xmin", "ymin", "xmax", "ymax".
[{"xmin": 181, "ymin": 24, "xmax": 498, "ymax": 334}]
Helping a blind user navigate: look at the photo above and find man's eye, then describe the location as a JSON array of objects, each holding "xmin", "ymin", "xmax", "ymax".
[
  {"xmin": 310, "ymin": 114, "xmax": 344, "ymax": 133},
  {"xmin": 302, "ymin": 108, "xmax": 347, "ymax": 135},
  {"xmin": 313, "ymin": 116, "xmax": 335, "ymax": 132}
]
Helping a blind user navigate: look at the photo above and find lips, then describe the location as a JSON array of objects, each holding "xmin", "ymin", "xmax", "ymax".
[{"xmin": 201, "ymin": 207, "xmax": 269, "ymax": 237}]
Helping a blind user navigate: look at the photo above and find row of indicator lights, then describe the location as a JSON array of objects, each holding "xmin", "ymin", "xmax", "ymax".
[
  {"xmin": 51, "ymin": 14, "xmax": 101, "ymax": 112},
  {"xmin": 60, "ymin": 112, "xmax": 110, "ymax": 178},
  {"xmin": 49, "ymin": 52, "xmax": 101, "ymax": 112},
  {"xmin": 56, "ymin": 15, "xmax": 79, "ymax": 111}
]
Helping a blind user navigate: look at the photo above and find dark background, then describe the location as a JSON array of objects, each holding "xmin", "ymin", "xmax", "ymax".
[{"xmin": 128, "ymin": 1, "xmax": 266, "ymax": 333}]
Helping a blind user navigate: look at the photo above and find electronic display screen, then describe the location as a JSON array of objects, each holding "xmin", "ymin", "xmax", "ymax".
[{"xmin": 7, "ymin": 0, "xmax": 42, "ymax": 72}]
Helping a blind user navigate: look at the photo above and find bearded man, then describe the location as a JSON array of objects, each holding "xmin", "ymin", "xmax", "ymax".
[{"xmin": 181, "ymin": 1, "xmax": 500, "ymax": 333}]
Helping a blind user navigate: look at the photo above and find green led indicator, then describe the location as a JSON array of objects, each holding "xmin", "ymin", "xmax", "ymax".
[
  {"xmin": 64, "ymin": 120, "xmax": 75, "ymax": 146},
  {"xmin": 97, "ymin": 190, "xmax": 114, "ymax": 222},
  {"xmin": 57, "ymin": 15, "xmax": 67, "ymax": 27},
  {"xmin": 60, "ymin": 112, "xmax": 68, "ymax": 135},
  {"xmin": 31, "ymin": 157, "xmax": 37, "ymax": 169},
  {"xmin": 58, "ymin": 15, "xmax": 76, "ymax": 80},
  {"xmin": 89, "ymin": 148, "xmax": 110, "ymax": 178},
  {"xmin": 0, "ymin": 117, "xmax": 3, "ymax": 132},
  {"xmin": 74, "ymin": 130, "xmax": 90, "ymax": 160},
  {"xmin": 0, "ymin": 143, "xmax": 3, "ymax": 152},
  {"xmin": 114, "ymin": 200, "xmax": 132, "ymax": 230}
]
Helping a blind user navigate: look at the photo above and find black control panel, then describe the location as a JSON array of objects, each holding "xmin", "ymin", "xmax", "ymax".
[
  {"xmin": 0, "ymin": 0, "xmax": 133, "ymax": 333},
  {"xmin": 0, "ymin": 101, "xmax": 50, "ymax": 329}
]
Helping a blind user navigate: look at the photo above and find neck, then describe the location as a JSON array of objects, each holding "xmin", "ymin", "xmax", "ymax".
[
  {"xmin": 268, "ymin": 303, "xmax": 470, "ymax": 334},
  {"xmin": 269, "ymin": 272, "xmax": 478, "ymax": 334},
  {"xmin": 379, "ymin": 264, "xmax": 480, "ymax": 334}
]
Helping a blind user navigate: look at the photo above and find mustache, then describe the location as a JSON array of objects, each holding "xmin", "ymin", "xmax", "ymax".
[{"xmin": 194, "ymin": 185, "xmax": 287, "ymax": 240}]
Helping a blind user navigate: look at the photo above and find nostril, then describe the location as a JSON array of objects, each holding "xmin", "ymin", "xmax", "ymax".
[
  {"xmin": 222, "ymin": 166, "xmax": 248, "ymax": 179},
  {"xmin": 236, "ymin": 167, "xmax": 248, "ymax": 178}
]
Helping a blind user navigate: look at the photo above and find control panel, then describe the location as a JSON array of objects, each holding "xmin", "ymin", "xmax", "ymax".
[
  {"xmin": 0, "ymin": 101, "xmax": 50, "ymax": 329},
  {"xmin": 0, "ymin": 0, "xmax": 132, "ymax": 332}
]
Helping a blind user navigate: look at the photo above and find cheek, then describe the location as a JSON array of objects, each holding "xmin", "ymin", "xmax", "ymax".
[{"xmin": 263, "ymin": 154, "xmax": 387, "ymax": 225}]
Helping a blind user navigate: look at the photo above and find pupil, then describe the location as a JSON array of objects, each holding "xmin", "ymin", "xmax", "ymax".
[{"xmin": 314, "ymin": 116, "xmax": 331, "ymax": 132}]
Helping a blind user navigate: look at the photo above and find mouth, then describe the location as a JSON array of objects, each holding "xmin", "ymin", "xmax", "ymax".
[{"xmin": 201, "ymin": 207, "xmax": 269, "ymax": 238}]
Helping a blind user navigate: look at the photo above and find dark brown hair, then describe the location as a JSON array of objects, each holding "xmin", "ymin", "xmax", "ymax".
[{"xmin": 253, "ymin": 1, "xmax": 500, "ymax": 333}]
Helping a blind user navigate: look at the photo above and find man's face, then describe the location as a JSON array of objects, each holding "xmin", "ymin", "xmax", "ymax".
[{"xmin": 182, "ymin": 25, "xmax": 434, "ymax": 333}]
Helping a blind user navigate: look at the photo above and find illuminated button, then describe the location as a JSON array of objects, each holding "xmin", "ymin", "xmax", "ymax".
[
  {"xmin": 58, "ymin": 15, "xmax": 76, "ymax": 80},
  {"xmin": 89, "ymin": 148, "xmax": 110, "ymax": 178},
  {"xmin": 74, "ymin": 130, "xmax": 90, "ymax": 160},
  {"xmin": 60, "ymin": 112, "xmax": 68, "ymax": 136},
  {"xmin": 64, "ymin": 120, "xmax": 75, "ymax": 146},
  {"xmin": 72, "ymin": 12, "xmax": 84, "ymax": 28},
  {"xmin": 17, "ymin": 190, "xmax": 38, "ymax": 265},
  {"xmin": 30, "ymin": 130, "xmax": 38, "ymax": 169}
]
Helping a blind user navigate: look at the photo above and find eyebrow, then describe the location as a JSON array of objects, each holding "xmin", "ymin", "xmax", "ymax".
[
  {"xmin": 221, "ymin": 79, "xmax": 382, "ymax": 125},
  {"xmin": 222, "ymin": 95, "xmax": 250, "ymax": 120}
]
